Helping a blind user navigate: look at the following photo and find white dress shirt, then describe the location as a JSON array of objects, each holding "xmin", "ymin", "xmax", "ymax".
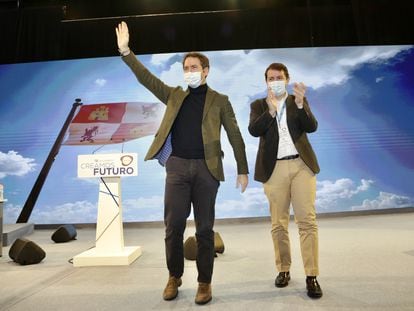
[{"xmin": 275, "ymin": 94, "xmax": 299, "ymax": 159}]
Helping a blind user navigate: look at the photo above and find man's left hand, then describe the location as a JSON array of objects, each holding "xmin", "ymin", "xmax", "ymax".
[
  {"xmin": 293, "ymin": 82, "xmax": 306, "ymax": 108},
  {"xmin": 236, "ymin": 174, "xmax": 248, "ymax": 193}
]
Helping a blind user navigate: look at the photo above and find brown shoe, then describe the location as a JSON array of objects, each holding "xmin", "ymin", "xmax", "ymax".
[
  {"xmin": 163, "ymin": 276, "xmax": 182, "ymax": 301},
  {"xmin": 195, "ymin": 282, "xmax": 212, "ymax": 305}
]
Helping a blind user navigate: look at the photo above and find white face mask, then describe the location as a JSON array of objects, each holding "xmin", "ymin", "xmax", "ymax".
[
  {"xmin": 268, "ymin": 80, "xmax": 287, "ymax": 97},
  {"xmin": 184, "ymin": 71, "xmax": 202, "ymax": 88}
]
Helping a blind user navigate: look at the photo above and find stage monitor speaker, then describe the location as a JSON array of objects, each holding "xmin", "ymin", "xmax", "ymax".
[
  {"xmin": 184, "ymin": 236, "xmax": 197, "ymax": 261},
  {"xmin": 9, "ymin": 238, "xmax": 46, "ymax": 265},
  {"xmin": 51, "ymin": 224, "xmax": 77, "ymax": 243},
  {"xmin": 214, "ymin": 232, "xmax": 225, "ymax": 254},
  {"xmin": 184, "ymin": 232, "xmax": 225, "ymax": 260}
]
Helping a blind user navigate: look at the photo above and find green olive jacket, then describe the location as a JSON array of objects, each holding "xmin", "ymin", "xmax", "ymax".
[{"xmin": 122, "ymin": 52, "xmax": 248, "ymax": 181}]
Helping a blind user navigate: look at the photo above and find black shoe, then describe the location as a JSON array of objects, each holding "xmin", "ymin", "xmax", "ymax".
[
  {"xmin": 306, "ymin": 276, "xmax": 323, "ymax": 298},
  {"xmin": 275, "ymin": 272, "xmax": 290, "ymax": 288}
]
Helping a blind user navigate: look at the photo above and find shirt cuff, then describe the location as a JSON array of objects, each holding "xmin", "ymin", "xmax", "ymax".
[{"xmin": 119, "ymin": 48, "xmax": 131, "ymax": 57}]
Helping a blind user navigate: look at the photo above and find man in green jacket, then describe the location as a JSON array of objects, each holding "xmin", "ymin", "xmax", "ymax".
[{"xmin": 116, "ymin": 22, "xmax": 248, "ymax": 305}]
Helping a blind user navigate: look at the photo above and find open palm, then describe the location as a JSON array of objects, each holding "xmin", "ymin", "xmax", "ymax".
[
  {"xmin": 115, "ymin": 21, "xmax": 130, "ymax": 52},
  {"xmin": 293, "ymin": 82, "xmax": 306, "ymax": 105}
]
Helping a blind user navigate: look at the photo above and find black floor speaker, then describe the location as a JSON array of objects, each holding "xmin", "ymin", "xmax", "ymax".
[
  {"xmin": 9, "ymin": 238, "xmax": 46, "ymax": 265},
  {"xmin": 51, "ymin": 224, "xmax": 77, "ymax": 243}
]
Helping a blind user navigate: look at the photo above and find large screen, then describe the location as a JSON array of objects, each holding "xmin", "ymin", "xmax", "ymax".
[{"xmin": 1, "ymin": 45, "xmax": 413, "ymax": 224}]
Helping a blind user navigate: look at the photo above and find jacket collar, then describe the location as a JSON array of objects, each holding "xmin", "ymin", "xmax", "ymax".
[{"xmin": 203, "ymin": 86, "xmax": 216, "ymax": 121}]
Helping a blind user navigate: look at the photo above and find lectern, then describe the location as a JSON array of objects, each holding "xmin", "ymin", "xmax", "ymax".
[{"xmin": 72, "ymin": 153, "xmax": 142, "ymax": 267}]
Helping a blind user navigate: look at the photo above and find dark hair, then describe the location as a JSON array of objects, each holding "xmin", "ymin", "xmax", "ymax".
[
  {"xmin": 182, "ymin": 52, "xmax": 210, "ymax": 69},
  {"xmin": 265, "ymin": 63, "xmax": 290, "ymax": 81}
]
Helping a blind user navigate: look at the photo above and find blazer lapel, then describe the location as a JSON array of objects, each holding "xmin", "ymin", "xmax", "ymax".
[
  {"xmin": 167, "ymin": 89, "xmax": 189, "ymax": 123},
  {"xmin": 261, "ymin": 98, "xmax": 278, "ymax": 136},
  {"xmin": 203, "ymin": 87, "xmax": 215, "ymax": 121},
  {"xmin": 286, "ymin": 95, "xmax": 296, "ymax": 121},
  {"xmin": 261, "ymin": 98, "xmax": 268, "ymax": 113},
  {"xmin": 286, "ymin": 95, "xmax": 296, "ymax": 138}
]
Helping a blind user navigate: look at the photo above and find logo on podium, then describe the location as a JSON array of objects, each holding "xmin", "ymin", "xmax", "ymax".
[{"xmin": 77, "ymin": 153, "xmax": 138, "ymax": 178}]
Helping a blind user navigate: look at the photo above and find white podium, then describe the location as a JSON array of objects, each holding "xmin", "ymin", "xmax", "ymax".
[{"xmin": 73, "ymin": 153, "xmax": 142, "ymax": 267}]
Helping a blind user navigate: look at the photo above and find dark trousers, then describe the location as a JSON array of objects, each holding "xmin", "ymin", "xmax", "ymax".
[{"xmin": 164, "ymin": 156, "xmax": 219, "ymax": 283}]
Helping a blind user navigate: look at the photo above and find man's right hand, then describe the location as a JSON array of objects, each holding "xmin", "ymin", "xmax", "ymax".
[
  {"xmin": 115, "ymin": 21, "xmax": 130, "ymax": 54},
  {"xmin": 266, "ymin": 89, "xmax": 277, "ymax": 117}
]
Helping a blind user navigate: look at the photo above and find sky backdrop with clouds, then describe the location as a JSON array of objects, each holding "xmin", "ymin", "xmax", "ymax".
[{"xmin": 0, "ymin": 45, "xmax": 413, "ymax": 224}]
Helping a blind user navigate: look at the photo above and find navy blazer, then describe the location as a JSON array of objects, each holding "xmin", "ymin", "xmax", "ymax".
[{"xmin": 248, "ymin": 95, "xmax": 320, "ymax": 183}]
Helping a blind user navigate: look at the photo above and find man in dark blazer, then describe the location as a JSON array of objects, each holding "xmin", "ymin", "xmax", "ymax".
[
  {"xmin": 248, "ymin": 62, "xmax": 322, "ymax": 298},
  {"xmin": 116, "ymin": 22, "xmax": 248, "ymax": 305}
]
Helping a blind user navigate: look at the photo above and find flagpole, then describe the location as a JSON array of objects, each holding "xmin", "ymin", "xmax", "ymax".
[{"xmin": 16, "ymin": 99, "xmax": 83, "ymax": 223}]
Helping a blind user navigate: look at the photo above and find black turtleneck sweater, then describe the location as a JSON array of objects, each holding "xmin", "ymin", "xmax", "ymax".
[{"xmin": 171, "ymin": 83, "xmax": 207, "ymax": 159}]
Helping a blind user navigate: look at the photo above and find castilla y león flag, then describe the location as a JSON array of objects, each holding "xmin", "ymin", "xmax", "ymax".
[{"xmin": 64, "ymin": 102, "xmax": 163, "ymax": 145}]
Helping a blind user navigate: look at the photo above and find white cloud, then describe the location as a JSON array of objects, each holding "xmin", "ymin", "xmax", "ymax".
[
  {"xmin": 0, "ymin": 150, "xmax": 36, "ymax": 179},
  {"xmin": 32, "ymin": 200, "xmax": 97, "ymax": 224},
  {"xmin": 316, "ymin": 178, "xmax": 373, "ymax": 210},
  {"xmin": 159, "ymin": 61, "xmax": 186, "ymax": 88},
  {"xmin": 150, "ymin": 53, "xmax": 179, "ymax": 66},
  {"xmin": 216, "ymin": 177, "xmax": 412, "ymax": 216},
  {"xmin": 375, "ymin": 76, "xmax": 384, "ymax": 83},
  {"xmin": 216, "ymin": 187, "xmax": 268, "ymax": 218},
  {"xmin": 95, "ymin": 78, "xmax": 107, "ymax": 87},
  {"xmin": 3, "ymin": 196, "xmax": 165, "ymax": 224},
  {"xmin": 122, "ymin": 196, "xmax": 164, "ymax": 221},
  {"xmin": 221, "ymin": 139, "xmax": 237, "ymax": 174},
  {"xmin": 279, "ymin": 46, "xmax": 411, "ymax": 89},
  {"xmin": 142, "ymin": 44, "xmax": 414, "ymax": 150},
  {"xmin": 3, "ymin": 202, "xmax": 21, "ymax": 223},
  {"xmin": 4, "ymin": 182, "xmax": 411, "ymax": 224},
  {"xmin": 245, "ymin": 141, "xmax": 260, "ymax": 169},
  {"xmin": 149, "ymin": 45, "xmax": 412, "ymax": 132},
  {"xmin": 335, "ymin": 47, "xmax": 405, "ymax": 67},
  {"xmin": 3, "ymin": 200, "xmax": 97, "ymax": 224},
  {"xmin": 207, "ymin": 51, "xmax": 264, "ymax": 109},
  {"xmin": 351, "ymin": 192, "xmax": 414, "ymax": 211},
  {"xmin": 75, "ymin": 177, "xmax": 100, "ymax": 186},
  {"xmin": 219, "ymin": 138, "xmax": 258, "ymax": 178}
]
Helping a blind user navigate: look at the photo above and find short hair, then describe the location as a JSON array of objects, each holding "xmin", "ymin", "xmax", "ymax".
[
  {"xmin": 182, "ymin": 52, "xmax": 210, "ymax": 69},
  {"xmin": 264, "ymin": 63, "xmax": 290, "ymax": 81}
]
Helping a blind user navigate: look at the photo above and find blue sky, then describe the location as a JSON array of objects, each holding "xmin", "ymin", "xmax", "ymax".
[{"xmin": 0, "ymin": 45, "xmax": 413, "ymax": 224}]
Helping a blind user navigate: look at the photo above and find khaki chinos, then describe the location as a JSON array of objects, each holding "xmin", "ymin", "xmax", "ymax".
[{"xmin": 263, "ymin": 156, "xmax": 318, "ymax": 276}]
